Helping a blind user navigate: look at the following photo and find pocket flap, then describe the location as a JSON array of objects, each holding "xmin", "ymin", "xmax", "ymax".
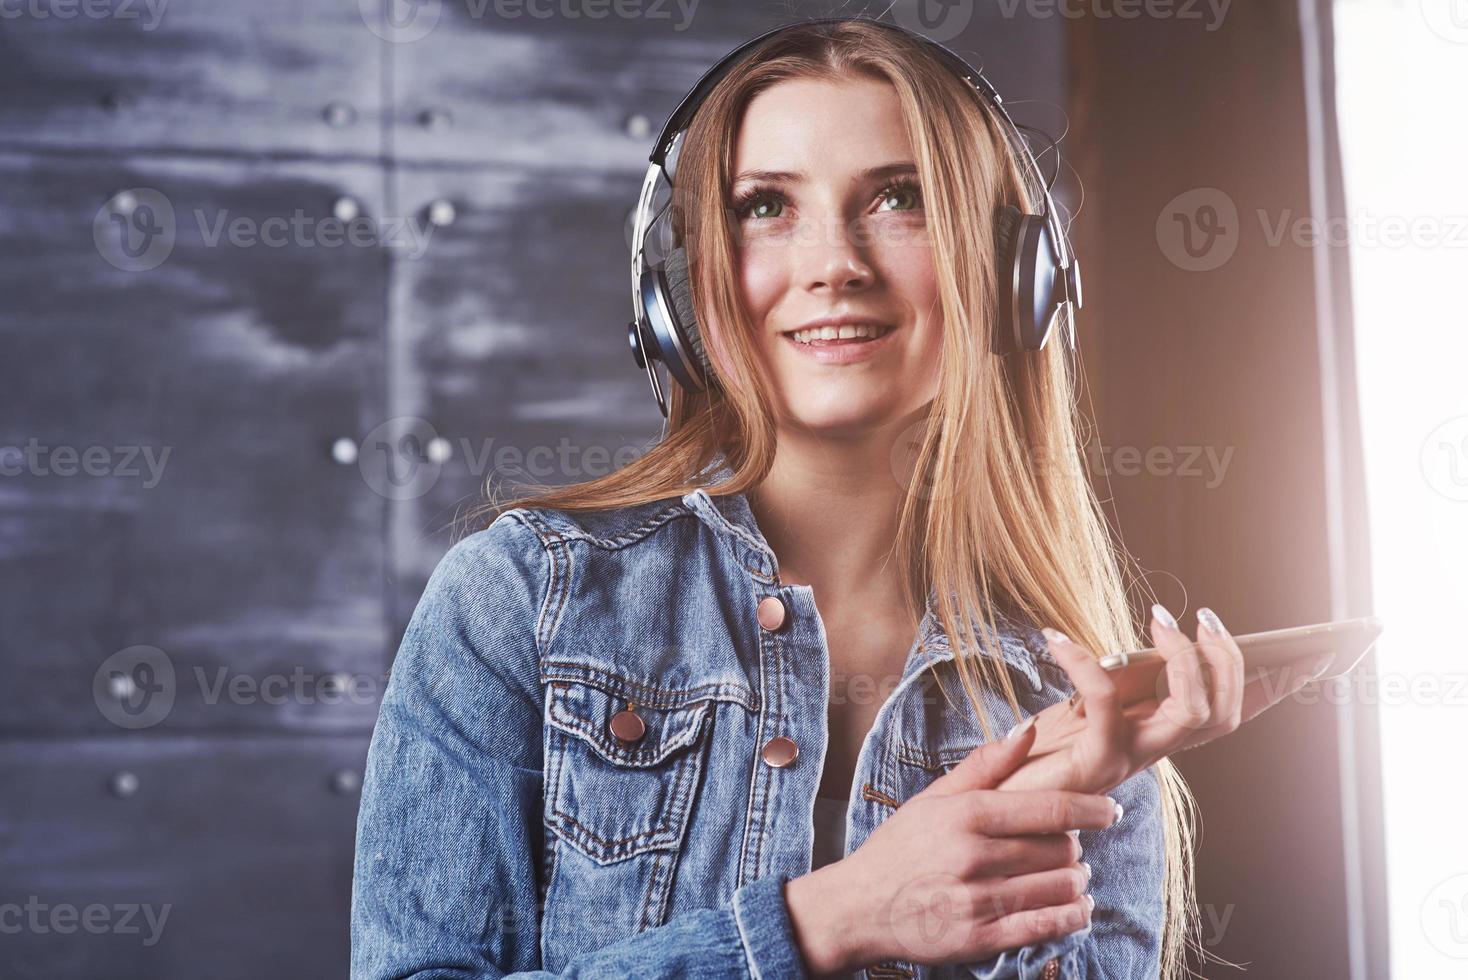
[{"xmin": 546, "ymin": 679, "xmax": 712, "ymax": 768}]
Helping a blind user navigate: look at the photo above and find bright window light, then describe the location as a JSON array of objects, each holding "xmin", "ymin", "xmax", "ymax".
[{"xmin": 1334, "ymin": 3, "xmax": 1468, "ymax": 977}]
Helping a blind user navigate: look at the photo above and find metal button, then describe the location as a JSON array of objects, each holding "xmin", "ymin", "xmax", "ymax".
[
  {"xmin": 761, "ymin": 736, "xmax": 798, "ymax": 768},
  {"xmin": 757, "ymin": 595, "xmax": 786, "ymax": 631},
  {"xmin": 609, "ymin": 708, "xmax": 645, "ymax": 744}
]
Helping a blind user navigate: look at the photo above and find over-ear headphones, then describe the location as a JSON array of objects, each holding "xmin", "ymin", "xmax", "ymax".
[{"xmin": 627, "ymin": 16, "xmax": 1082, "ymax": 418}]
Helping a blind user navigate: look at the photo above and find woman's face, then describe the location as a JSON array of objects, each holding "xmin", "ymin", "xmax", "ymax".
[{"xmin": 718, "ymin": 74, "xmax": 944, "ymax": 434}]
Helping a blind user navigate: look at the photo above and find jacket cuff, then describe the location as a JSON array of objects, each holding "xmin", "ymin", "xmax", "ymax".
[
  {"xmin": 731, "ymin": 873, "xmax": 810, "ymax": 979},
  {"xmin": 964, "ymin": 931, "xmax": 1085, "ymax": 979}
]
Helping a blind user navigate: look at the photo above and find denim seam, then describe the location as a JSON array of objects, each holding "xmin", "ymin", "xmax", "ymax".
[
  {"xmin": 731, "ymin": 885, "xmax": 762, "ymax": 979},
  {"xmin": 539, "ymin": 666, "xmax": 758, "ymax": 713}
]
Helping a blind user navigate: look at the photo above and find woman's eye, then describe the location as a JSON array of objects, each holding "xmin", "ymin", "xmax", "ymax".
[
  {"xmin": 877, "ymin": 184, "xmax": 921, "ymax": 212},
  {"xmin": 749, "ymin": 198, "xmax": 783, "ymax": 219}
]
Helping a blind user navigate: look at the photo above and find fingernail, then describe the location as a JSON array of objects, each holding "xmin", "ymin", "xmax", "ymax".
[
  {"xmin": 1041, "ymin": 626, "xmax": 1069, "ymax": 645},
  {"xmin": 1085, "ymin": 893, "xmax": 1095, "ymax": 912},
  {"xmin": 1151, "ymin": 603, "xmax": 1178, "ymax": 631},
  {"xmin": 1081, "ymin": 861, "xmax": 1092, "ymax": 880},
  {"xmin": 1197, "ymin": 607, "xmax": 1225, "ymax": 636},
  {"xmin": 1004, "ymin": 715, "xmax": 1035, "ymax": 741},
  {"xmin": 1108, "ymin": 797, "xmax": 1124, "ymax": 825}
]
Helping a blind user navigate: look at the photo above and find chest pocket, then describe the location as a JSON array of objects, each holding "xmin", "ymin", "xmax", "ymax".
[{"xmin": 544, "ymin": 678, "xmax": 714, "ymax": 865}]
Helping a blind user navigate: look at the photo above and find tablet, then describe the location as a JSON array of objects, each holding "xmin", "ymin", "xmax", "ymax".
[{"xmin": 1097, "ymin": 615, "xmax": 1383, "ymax": 707}]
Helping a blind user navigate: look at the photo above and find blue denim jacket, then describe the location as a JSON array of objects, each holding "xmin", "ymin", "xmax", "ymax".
[{"xmin": 350, "ymin": 457, "xmax": 1166, "ymax": 979}]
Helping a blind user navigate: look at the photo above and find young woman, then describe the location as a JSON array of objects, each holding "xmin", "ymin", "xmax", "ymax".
[{"xmin": 350, "ymin": 19, "xmax": 1323, "ymax": 979}]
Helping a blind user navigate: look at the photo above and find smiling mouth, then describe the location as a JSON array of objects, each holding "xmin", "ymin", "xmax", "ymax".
[{"xmin": 781, "ymin": 323, "xmax": 896, "ymax": 346}]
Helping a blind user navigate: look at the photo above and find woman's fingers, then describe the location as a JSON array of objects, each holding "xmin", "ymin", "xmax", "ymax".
[
  {"xmin": 977, "ymin": 863, "xmax": 1092, "ymax": 922},
  {"xmin": 983, "ymin": 895, "xmax": 1094, "ymax": 950},
  {"xmin": 1135, "ymin": 603, "xmax": 1215, "ymax": 757},
  {"xmin": 1040, "ymin": 627, "xmax": 1123, "ymax": 750},
  {"xmin": 1193, "ymin": 606, "xmax": 1244, "ymax": 732},
  {"xmin": 954, "ymin": 788, "xmax": 1121, "ymax": 837},
  {"xmin": 978, "ymin": 833, "xmax": 1082, "ymax": 877}
]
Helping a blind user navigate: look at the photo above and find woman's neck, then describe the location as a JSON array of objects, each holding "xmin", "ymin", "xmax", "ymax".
[{"xmin": 746, "ymin": 431, "xmax": 910, "ymax": 605}]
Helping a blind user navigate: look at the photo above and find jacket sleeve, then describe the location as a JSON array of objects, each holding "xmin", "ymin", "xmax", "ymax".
[
  {"xmin": 956, "ymin": 649, "xmax": 1167, "ymax": 980},
  {"xmin": 349, "ymin": 512, "xmax": 811, "ymax": 980}
]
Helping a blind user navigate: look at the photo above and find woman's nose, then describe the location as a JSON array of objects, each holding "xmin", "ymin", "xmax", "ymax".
[{"xmin": 796, "ymin": 215, "xmax": 876, "ymax": 293}]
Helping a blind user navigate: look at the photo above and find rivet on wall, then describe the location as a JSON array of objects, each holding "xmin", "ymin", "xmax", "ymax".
[
  {"xmin": 426, "ymin": 199, "xmax": 457, "ymax": 228},
  {"xmin": 323, "ymin": 101, "xmax": 358, "ymax": 128},
  {"xmin": 109, "ymin": 771, "xmax": 140, "ymax": 798},
  {"xmin": 625, "ymin": 113, "xmax": 652, "ymax": 139},
  {"xmin": 332, "ymin": 196, "xmax": 362, "ymax": 223},
  {"xmin": 331, "ymin": 769, "xmax": 362, "ymax": 795},
  {"xmin": 419, "ymin": 107, "xmax": 453, "ymax": 130},
  {"xmin": 330, "ymin": 437, "xmax": 359, "ymax": 465},
  {"xmin": 425, "ymin": 436, "xmax": 453, "ymax": 464}
]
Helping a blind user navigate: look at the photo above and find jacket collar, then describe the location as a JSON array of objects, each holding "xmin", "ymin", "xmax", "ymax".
[{"xmin": 679, "ymin": 449, "xmax": 1042, "ymax": 693}]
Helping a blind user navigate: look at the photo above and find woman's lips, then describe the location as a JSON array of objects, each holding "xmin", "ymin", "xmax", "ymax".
[{"xmin": 780, "ymin": 327, "xmax": 898, "ymax": 365}]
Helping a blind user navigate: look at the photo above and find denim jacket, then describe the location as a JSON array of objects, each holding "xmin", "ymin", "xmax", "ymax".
[{"xmin": 350, "ymin": 456, "xmax": 1166, "ymax": 979}]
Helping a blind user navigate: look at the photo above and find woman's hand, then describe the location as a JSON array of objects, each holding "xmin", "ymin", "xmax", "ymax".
[
  {"xmin": 998, "ymin": 605, "xmax": 1332, "ymax": 796},
  {"xmin": 785, "ymin": 721, "xmax": 1121, "ymax": 977}
]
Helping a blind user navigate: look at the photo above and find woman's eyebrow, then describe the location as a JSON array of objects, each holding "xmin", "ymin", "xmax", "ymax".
[{"xmin": 729, "ymin": 162, "xmax": 919, "ymax": 185}]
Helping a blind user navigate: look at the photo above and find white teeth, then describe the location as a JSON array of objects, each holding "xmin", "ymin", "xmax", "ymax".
[{"xmin": 788, "ymin": 323, "xmax": 891, "ymax": 344}]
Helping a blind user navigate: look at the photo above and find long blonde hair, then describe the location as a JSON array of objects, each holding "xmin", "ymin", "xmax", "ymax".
[{"xmin": 465, "ymin": 19, "xmax": 1200, "ymax": 978}]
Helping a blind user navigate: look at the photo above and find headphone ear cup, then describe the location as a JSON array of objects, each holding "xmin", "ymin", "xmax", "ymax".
[
  {"xmin": 994, "ymin": 205, "xmax": 1063, "ymax": 353},
  {"xmin": 662, "ymin": 246, "xmax": 712, "ymax": 383}
]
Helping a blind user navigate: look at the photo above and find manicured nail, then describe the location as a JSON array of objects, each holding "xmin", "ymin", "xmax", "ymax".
[
  {"xmin": 1084, "ymin": 893, "xmax": 1096, "ymax": 912},
  {"xmin": 1005, "ymin": 715, "xmax": 1035, "ymax": 741},
  {"xmin": 1108, "ymin": 797, "xmax": 1124, "ymax": 824},
  {"xmin": 1197, "ymin": 607, "xmax": 1225, "ymax": 636},
  {"xmin": 1081, "ymin": 861, "xmax": 1092, "ymax": 880},
  {"xmin": 1151, "ymin": 603, "xmax": 1178, "ymax": 631},
  {"xmin": 1041, "ymin": 626, "xmax": 1069, "ymax": 645}
]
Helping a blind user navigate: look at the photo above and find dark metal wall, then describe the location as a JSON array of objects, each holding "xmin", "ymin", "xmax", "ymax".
[{"xmin": 0, "ymin": 3, "xmax": 1064, "ymax": 976}]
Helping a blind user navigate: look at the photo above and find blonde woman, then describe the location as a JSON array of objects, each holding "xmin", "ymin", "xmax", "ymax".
[{"xmin": 350, "ymin": 18, "xmax": 1320, "ymax": 979}]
